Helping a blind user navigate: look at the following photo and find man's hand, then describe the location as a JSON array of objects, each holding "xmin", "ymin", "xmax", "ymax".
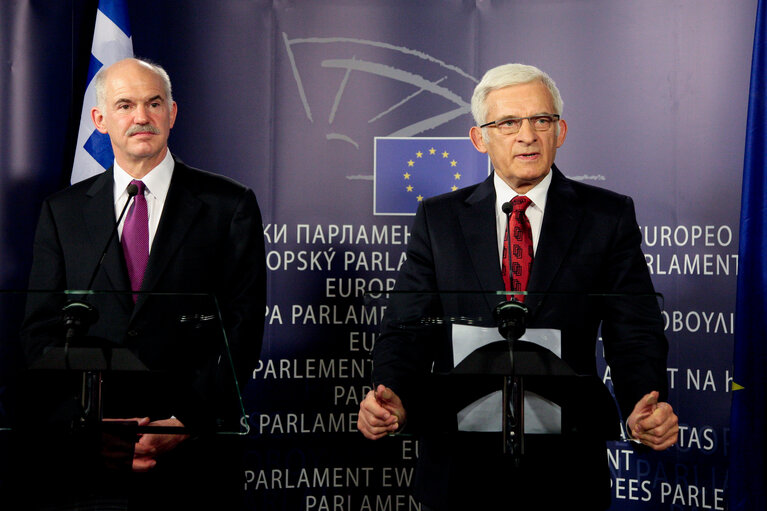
[
  {"xmin": 626, "ymin": 391, "xmax": 678, "ymax": 450},
  {"xmin": 103, "ymin": 416, "xmax": 190, "ymax": 472},
  {"xmin": 358, "ymin": 385, "xmax": 407, "ymax": 440},
  {"xmin": 131, "ymin": 417, "xmax": 190, "ymax": 472}
]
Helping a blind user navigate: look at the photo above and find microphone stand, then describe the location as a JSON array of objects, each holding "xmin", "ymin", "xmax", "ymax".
[
  {"xmin": 62, "ymin": 183, "xmax": 139, "ymax": 429},
  {"xmin": 494, "ymin": 297, "xmax": 527, "ymax": 465},
  {"xmin": 495, "ymin": 201, "xmax": 529, "ymax": 466}
]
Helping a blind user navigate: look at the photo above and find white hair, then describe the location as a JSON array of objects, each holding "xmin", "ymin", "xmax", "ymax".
[{"xmin": 471, "ymin": 63, "xmax": 563, "ymax": 132}]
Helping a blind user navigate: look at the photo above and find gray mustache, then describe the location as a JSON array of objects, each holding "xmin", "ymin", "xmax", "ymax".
[{"xmin": 126, "ymin": 124, "xmax": 161, "ymax": 136}]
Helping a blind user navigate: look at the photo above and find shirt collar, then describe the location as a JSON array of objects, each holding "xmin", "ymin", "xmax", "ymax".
[
  {"xmin": 113, "ymin": 151, "xmax": 175, "ymax": 201},
  {"xmin": 493, "ymin": 168, "xmax": 552, "ymax": 213}
]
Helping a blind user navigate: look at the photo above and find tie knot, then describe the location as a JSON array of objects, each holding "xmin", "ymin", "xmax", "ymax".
[
  {"xmin": 511, "ymin": 195, "xmax": 531, "ymax": 213},
  {"xmin": 130, "ymin": 179, "xmax": 146, "ymax": 195}
]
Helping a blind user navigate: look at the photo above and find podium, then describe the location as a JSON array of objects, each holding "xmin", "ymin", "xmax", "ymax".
[
  {"xmin": 0, "ymin": 289, "xmax": 248, "ymax": 508},
  {"xmin": 451, "ymin": 338, "xmax": 621, "ymax": 464},
  {"xmin": 16, "ymin": 289, "xmax": 248, "ymax": 433},
  {"xmin": 366, "ymin": 289, "xmax": 665, "ymax": 465}
]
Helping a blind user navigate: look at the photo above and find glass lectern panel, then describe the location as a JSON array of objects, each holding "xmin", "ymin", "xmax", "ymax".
[{"xmin": 1, "ymin": 289, "xmax": 246, "ymax": 435}]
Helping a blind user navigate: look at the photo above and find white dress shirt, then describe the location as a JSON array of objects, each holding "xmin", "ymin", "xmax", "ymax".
[
  {"xmin": 493, "ymin": 169, "xmax": 552, "ymax": 266},
  {"xmin": 113, "ymin": 150, "xmax": 175, "ymax": 253}
]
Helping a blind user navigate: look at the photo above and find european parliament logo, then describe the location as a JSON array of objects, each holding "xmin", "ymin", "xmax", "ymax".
[{"xmin": 374, "ymin": 137, "xmax": 491, "ymax": 216}]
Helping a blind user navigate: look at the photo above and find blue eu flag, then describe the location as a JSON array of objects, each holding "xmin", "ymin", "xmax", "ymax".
[
  {"xmin": 730, "ymin": 1, "xmax": 767, "ymax": 509},
  {"xmin": 374, "ymin": 137, "xmax": 490, "ymax": 215}
]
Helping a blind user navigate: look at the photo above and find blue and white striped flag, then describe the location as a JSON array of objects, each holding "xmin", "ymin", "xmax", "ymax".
[{"xmin": 70, "ymin": 0, "xmax": 133, "ymax": 184}]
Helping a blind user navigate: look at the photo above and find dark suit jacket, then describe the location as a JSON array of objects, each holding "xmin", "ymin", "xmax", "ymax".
[
  {"xmin": 22, "ymin": 156, "xmax": 266, "ymax": 425},
  {"xmin": 16, "ymin": 157, "xmax": 266, "ymax": 508},
  {"xmin": 373, "ymin": 166, "xmax": 668, "ymax": 510}
]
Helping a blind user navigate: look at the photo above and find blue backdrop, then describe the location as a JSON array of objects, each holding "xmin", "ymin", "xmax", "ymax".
[{"xmin": 0, "ymin": 1, "xmax": 758, "ymax": 509}]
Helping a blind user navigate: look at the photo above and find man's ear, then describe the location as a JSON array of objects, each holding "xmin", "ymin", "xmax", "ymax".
[
  {"xmin": 555, "ymin": 118, "xmax": 568, "ymax": 148},
  {"xmin": 169, "ymin": 101, "xmax": 177, "ymax": 129},
  {"xmin": 469, "ymin": 126, "xmax": 488, "ymax": 153},
  {"xmin": 91, "ymin": 106, "xmax": 108, "ymax": 134}
]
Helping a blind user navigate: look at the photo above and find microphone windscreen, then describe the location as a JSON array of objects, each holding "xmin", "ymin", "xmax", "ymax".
[
  {"xmin": 501, "ymin": 201, "xmax": 513, "ymax": 215},
  {"xmin": 126, "ymin": 183, "xmax": 139, "ymax": 197}
]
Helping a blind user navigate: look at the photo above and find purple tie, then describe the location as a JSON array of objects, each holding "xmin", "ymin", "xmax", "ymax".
[{"xmin": 122, "ymin": 180, "xmax": 148, "ymax": 301}]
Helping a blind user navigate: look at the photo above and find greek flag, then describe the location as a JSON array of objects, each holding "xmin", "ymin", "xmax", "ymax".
[{"xmin": 70, "ymin": 0, "xmax": 133, "ymax": 184}]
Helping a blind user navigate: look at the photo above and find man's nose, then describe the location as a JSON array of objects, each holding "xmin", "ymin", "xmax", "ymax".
[
  {"xmin": 515, "ymin": 118, "xmax": 538, "ymax": 142},
  {"xmin": 133, "ymin": 104, "xmax": 149, "ymax": 123}
]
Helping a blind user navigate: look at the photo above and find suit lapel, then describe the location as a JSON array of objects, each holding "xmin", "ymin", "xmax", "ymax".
[
  {"xmin": 83, "ymin": 170, "xmax": 133, "ymax": 310},
  {"xmin": 132, "ymin": 162, "xmax": 203, "ymax": 316},
  {"xmin": 526, "ymin": 166, "xmax": 583, "ymax": 315},
  {"xmin": 458, "ymin": 175, "xmax": 505, "ymax": 312}
]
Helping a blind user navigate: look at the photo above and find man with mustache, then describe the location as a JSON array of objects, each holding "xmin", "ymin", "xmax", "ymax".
[
  {"xmin": 359, "ymin": 63, "xmax": 678, "ymax": 510},
  {"xmin": 18, "ymin": 58, "xmax": 266, "ymax": 509}
]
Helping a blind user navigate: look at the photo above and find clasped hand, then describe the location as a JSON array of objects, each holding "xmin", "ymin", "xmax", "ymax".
[
  {"xmin": 357, "ymin": 385, "xmax": 406, "ymax": 440},
  {"xmin": 102, "ymin": 416, "xmax": 190, "ymax": 472},
  {"xmin": 626, "ymin": 391, "xmax": 678, "ymax": 450}
]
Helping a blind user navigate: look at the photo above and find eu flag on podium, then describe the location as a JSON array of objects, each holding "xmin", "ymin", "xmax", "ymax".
[
  {"xmin": 729, "ymin": 1, "xmax": 767, "ymax": 510},
  {"xmin": 70, "ymin": 0, "xmax": 133, "ymax": 184}
]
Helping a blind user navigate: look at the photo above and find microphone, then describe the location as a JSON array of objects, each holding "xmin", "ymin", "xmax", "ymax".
[
  {"xmin": 86, "ymin": 182, "xmax": 139, "ymax": 290},
  {"xmin": 493, "ymin": 300, "xmax": 527, "ymax": 341},
  {"xmin": 63, "ymin": 183, "xmax": 139, "ymax": 344}
]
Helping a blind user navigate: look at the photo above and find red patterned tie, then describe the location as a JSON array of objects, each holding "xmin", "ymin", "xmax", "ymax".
[
  {"xmin": 122, "ymin": 180, "xmax": 149, "ymax": 302},
  {"xmin": 502, "ymin": 196, "xmax": 534, "ymax": 302}
]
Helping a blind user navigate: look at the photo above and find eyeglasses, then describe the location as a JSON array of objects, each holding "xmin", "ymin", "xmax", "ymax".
[{"xmin": 479, "ymin": 114, "xmax": 560, "ymax": 135}]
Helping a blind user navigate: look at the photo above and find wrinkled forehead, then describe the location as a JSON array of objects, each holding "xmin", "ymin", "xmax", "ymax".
[
  {"xmin": 104, "ymin": 62, "xmax": 168, "ymax": 100},
  {"xmin": 484, "ymin": 82, "xmax": 556, "ymax": 119}
]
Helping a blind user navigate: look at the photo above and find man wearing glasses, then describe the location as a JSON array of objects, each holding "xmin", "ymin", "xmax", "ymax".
[{"xmin": 359, "ymin": 64, "xmax": 678, "ymax": 510}]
